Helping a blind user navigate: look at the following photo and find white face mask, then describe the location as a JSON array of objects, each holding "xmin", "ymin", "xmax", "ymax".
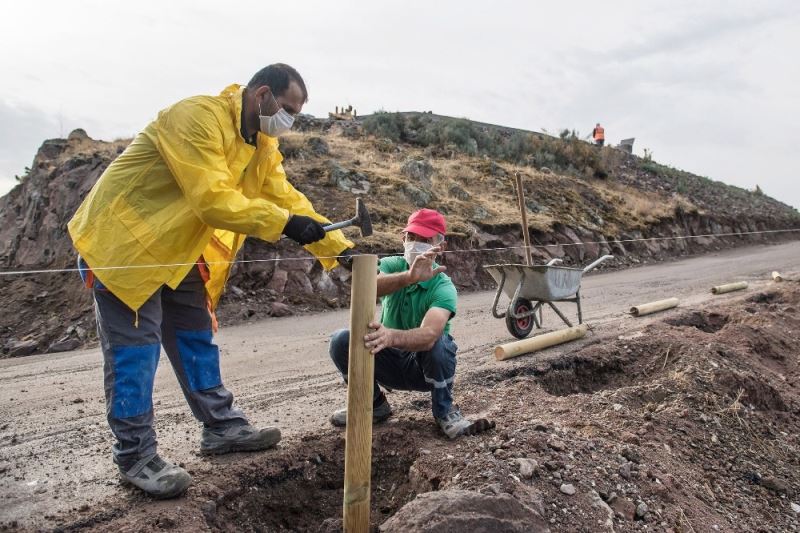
[
  {"xmin": 404, "ymin": 240, "xmax": 433, "ymax": 266},
  {"xmin": 259, "ymin": 92, "xmax": 295, "ymax": 137}
]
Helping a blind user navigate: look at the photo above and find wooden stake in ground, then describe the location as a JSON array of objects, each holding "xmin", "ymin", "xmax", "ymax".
[
  {"xmin": 514, "ymin": 172, "xmax": 533, "ymax": 266},
  {"xmin": 343, "ymin": 254, "xmax": 378, "ymax": 533}
]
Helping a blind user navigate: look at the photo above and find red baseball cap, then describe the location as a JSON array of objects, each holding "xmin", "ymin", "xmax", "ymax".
[{"xmin": 403, "ymin": 208, "xmax": 447, "ymax": 238}]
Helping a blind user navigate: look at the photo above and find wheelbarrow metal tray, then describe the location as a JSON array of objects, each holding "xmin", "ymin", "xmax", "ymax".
[{"xmin": 483, "ymin": 264, "xmax": 583, "ymax": 301}]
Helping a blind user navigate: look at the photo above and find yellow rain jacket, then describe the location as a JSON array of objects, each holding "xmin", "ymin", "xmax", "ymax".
[{"xmin": 68, "ymin": 84, "xmax": 352, "ymax": 312}]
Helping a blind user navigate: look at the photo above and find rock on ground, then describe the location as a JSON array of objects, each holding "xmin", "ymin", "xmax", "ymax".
[{"xmin": 379, "ymin": 489, "xmax": 549, "ymax": 532}]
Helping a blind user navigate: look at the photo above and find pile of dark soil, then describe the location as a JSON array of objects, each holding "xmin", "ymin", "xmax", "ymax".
[{"xmin": 46, "ymin": 283, "xmax": 800, "ymax": 532}]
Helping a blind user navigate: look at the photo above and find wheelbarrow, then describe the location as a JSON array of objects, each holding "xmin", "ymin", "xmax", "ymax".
[{"xmin": 484, "ymin": 254, "xmax": 613, "ymax": 338}]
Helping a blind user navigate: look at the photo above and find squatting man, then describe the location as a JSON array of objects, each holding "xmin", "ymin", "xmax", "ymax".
[{"xmin": 328, "ymin": 208, "xmax": 495, "ymax": 438}]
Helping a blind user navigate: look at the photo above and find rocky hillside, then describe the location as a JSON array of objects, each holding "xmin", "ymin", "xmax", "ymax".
[{"xmin": 1, "ymin": 116, "xmax": 798, "ymax": 356}]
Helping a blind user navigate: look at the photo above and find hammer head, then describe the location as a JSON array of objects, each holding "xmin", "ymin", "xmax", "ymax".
[
  {"xmin": 354, "ymin": 198, "xmax": 373, "ymax": 237},
  {"xmin": 321, "ymin": 198, "xmax": 373, "ymax": 237}
]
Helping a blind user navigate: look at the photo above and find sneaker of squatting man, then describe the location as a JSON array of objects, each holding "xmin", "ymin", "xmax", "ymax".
[
  {"xmin": 200, "ymin": 424, "xmax": 282, "ymax": 455},
  {"xmin": 118, "ymin": 454, "xmax": 192, "ymax": 499},
  {"xmin": 436, "ymin": 405, "xmax": 496, "ymax": 439},
  {"xmin": 330, "ymin": 395, "xmax": 393, "ymax": 427}
]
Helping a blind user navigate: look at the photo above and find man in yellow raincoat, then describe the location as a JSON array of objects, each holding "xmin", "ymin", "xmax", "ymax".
[{"xmin": 68, "ymin": 63, "xmax": 353, "ymax": 498}]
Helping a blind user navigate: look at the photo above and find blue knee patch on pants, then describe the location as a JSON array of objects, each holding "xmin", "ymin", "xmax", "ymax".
[
  {"xmin": 176, "ymin": 329, "xmax": 222, "ymax": 392},
  {"xmin": 112, "ymin": 343, "xmax": 160, "ymax": 419}
]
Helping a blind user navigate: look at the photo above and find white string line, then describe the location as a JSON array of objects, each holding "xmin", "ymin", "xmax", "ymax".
[{"xmin": 1, "ymin": 227, "xmax": 798, "ymax": 277}]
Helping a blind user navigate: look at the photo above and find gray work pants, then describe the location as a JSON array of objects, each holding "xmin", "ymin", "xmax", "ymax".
[{"xmin": 93, "ymin": 265, "xmax": 247, "ymax": 470}]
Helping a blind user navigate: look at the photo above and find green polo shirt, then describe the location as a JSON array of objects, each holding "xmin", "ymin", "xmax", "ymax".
[{"xmin": 379, "ymin": 256, "xmax": 458, "ymax": 335}]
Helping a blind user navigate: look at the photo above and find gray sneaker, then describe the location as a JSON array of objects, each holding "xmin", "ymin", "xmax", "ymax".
[
  {"xmin": 118, "ymin": 454, "xmax": 191, "ymax": 499},
  {"xmin": 200, "ymin": 424, "xmax": 281, "ymax": 455},
  {"xmin": 330, "ymin": 398, "xmax": 393, "ymax": 427},
  {"xmin": 436, "ymin": 406, "xmax": 496, "ymax": 439}
]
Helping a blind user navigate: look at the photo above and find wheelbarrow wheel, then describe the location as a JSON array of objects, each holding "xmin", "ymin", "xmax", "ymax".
[{"xmin": 506, "ymin": 297, "xmax": 535, "ymax": 339}]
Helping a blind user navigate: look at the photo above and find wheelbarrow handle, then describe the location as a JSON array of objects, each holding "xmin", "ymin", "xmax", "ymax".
[
  {"xmin": 490, "ymin": 269, "xmax": 508, "ymax": 319},
  {"xmin": 582, "ymin": 254, "xmax": 614, "ymax": 273}
]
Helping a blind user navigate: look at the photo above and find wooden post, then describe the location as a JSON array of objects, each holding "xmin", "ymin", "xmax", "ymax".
[
  {"xmin": 514, "ymin": 172, "xmax": 533, "ymax": 266},
  {"xmin": 343, "ymin": 254, "xmax": 378, "ymax": 533}
]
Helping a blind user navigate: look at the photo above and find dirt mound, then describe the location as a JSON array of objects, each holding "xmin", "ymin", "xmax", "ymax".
[{"xmin": 40, "ymin": 283, "xmax": 800, "ymax": 532}]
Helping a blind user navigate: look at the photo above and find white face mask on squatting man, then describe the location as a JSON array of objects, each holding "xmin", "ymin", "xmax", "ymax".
[
  {"xmin": 259, "ymin": 92, "xmax": 295, "ymax": 137},
  {"xmin": 404, "ymin": 240, "xmax": 434, "ymax": 266}
]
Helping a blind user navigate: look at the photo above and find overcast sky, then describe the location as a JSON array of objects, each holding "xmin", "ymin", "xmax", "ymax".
[{"xmin": 1, "ymin": 0, "xmax": 798, "ymax": 208}]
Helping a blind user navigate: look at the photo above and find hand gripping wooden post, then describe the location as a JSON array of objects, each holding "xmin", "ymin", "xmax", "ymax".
[{"xmin": 343, "ymin": 254, "xmax": 378, "ymax": 532}]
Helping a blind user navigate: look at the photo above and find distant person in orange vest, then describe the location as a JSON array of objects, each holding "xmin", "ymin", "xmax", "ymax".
[{"xmin": 592, "ymin": 123, "xmax": 605, "ymax": 146}]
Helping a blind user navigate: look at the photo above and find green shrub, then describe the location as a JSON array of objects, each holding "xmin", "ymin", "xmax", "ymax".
[
  {"xmin": 361, "ymin": 112, "xmax": 613, "ymax": 178},
  {"xmin": 362, "ymin": 111, "xmax": 405, "ymax": 142}
]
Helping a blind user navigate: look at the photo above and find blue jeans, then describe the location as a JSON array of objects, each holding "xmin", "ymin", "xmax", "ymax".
[{"xmin": 329, "ymin": 328, "xmax": 458, "ymax": 419}]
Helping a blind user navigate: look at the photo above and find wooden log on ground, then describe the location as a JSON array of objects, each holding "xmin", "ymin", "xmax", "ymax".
[
  {"xmin": 772, "ymin": 271, "xmax": 784, "ymax": 282},
  {"xmin": 343, "ymin": 254, "xmax": 378, "ymax": 533},
  {"xmin": 495, "ymin": 324, "xmax": 588, "ymax": 361},
  {"xmin": 629, "ymin": 297, "xmax": 679, "ymax": 317},
  {"xmin": 711, "ymin": 281, "xmax": 748, "ymax": 295}
]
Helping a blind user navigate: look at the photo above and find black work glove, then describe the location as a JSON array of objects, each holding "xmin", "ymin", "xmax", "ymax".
[
  {"xmin": 337, "ymin": 248, "xmax": 357, "ymax": 271},
  {"xmin": 282, "ymin": 215, "xmax": 326, "ymax": 245}
]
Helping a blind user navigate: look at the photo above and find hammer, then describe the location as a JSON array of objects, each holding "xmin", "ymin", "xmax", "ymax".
[
  {"xmin": 282, "ymin": 198, "xmax": 373, "ymax": 240},
  {"xmin": 323, "ymin": 198, "xmax": 373, "ymax": 237}
]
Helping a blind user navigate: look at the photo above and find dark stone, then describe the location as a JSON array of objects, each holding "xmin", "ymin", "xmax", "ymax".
[
  {"xmin": 7, "ymin": 339, "xmax": 38, "ymax": 357},
  {"xmin": 200, "ymin": 500, "xmax": 217, "ymax": 523},
  {"xmin": 621, "ymin": 446, "xmax": 641, "ymax": 464},
  {"xmin": 400, "ymin": 158, "xmax": 434, "ymax": 189},
  {"xmin": 267, "ymin": 269, "xmax": 288, "ymax": 293},
  {"xmin": 403, "ymin": 184, "xmax": 432, "ymax": 207},
  {"xmin": 610, "ymin": 497, "xmax": 636, "ymax": 520},
  {"xmin": 760, "ymin": 476, "xmax": 789, "ymax": 494},
  {"xmin": 48, "ymin": 339, "xmax": 81, "ymax": 353},
  {"xmin": 269, "ymin": 302, "xmax": 293, "ymax": 318},
  {"xmin": 328, "ymin": 162, "xmax": 367, "ymax": 193},
  {"xmin": 307, "ymin": 136, "xmax": 329, "ymax": 156},
  {"xmin": 379, "ymin": 489, "xmax": 548, "ymax": 532},
  {"xmin": 448, "ymin": 184, "xmax": 471, "ymax": 201}
]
